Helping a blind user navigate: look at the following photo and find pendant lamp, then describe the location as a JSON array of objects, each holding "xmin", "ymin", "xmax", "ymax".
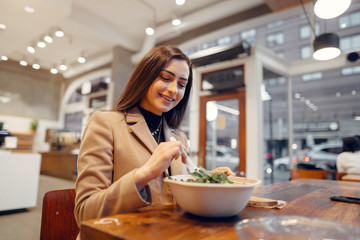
[
  {"xmin": 314, "ymin": 0, "xmax": 351, "ymax": 19},
  {"xmin": 313, "ymin": 33, "xmax": 341, "ymax": 61}
]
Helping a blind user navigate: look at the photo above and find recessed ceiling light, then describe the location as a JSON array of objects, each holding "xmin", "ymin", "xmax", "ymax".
[
  {"xmin": 37, "ymin": 41, "xmax": 46, "ymax": 48},
  {"xmin": 176, "ymin": 0, "xmax": 185, "ymax": 6},
  {"xmin": 27, "ymin": 46, "xmax": 36, "ymax": 53},
  {"xmin": 24, "ymin": 6, "xmax": 35, "ymax": 13},
  {"xmin": 50, "ymin": 68, "xmax": 58, "ymax": 74},
  {"xmin": 77, "ymin": 56, "xmax": 86, "ymax": 63},
  {"xmin": 20, "ymin": 60, "xmax": 28, "ymax": 66},
  {"xmin": 44, "ymin": 35, "xmax": 53, "ymax": 43},
  {"xmin": 172, "ymin": 18, "xmax": 181, "ymax": 26},
  {"xmin": 0, "ymin": 23, "xmax": 6, "ymax": 30},
  {"xmin": 1, "ymin": 56, "xmax": 8, "ymax": 61},
  {"xmin": 55, "ymin": 29, "xmax": 64, "ymax": 37},
  {"xmin": 59, "ymin": 64, "xmax": 67, "ymax": 71},
  {"xmin": 32, "ymin": 63, "xmax": 40, "ymax": 70}
]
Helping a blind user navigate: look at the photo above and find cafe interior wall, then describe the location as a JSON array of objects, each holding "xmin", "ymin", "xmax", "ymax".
[{"xmin": 0, "ymin": 60, "xmax": 65, "ymax": 152}]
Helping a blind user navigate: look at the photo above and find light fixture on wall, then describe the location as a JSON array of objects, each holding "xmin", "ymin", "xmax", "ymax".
[
  {"xmin": 314, "ymin": 0, "xmax": 351, "ymax": 19},
  {"xmin": 313, "ymin": 33, "xmax": 341, "ymax": 60}
]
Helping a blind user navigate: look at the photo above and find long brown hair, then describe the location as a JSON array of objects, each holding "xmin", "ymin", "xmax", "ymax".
[{"xmin": 113, "ymin": 45, "xmax": 193, "ymax": 129}]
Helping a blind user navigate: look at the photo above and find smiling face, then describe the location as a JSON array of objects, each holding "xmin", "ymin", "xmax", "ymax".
[{"xmin": 140, "ymin": 59, "xmax": 190, "ymax": 116}]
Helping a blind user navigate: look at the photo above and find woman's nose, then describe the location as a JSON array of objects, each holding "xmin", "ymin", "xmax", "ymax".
[{"xmin": 167, "ymin": 81, "xmax": 178, "ymax": 94}]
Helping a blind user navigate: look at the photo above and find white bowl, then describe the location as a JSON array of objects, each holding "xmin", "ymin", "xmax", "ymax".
[{"xmin": 164, "ymin": 175, "xmax": 260, "ymax": 217}]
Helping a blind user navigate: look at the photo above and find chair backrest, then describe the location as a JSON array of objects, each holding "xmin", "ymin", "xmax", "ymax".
[
  {"xmin": 290, "ymin": 169, "xmax": 328, "ymax": 180},
  {"xmin": 40, "ymin": 188, "xmax": 79, "ymax": 240}
]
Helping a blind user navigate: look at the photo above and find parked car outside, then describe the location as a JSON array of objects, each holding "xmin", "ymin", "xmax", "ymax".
[
  {"xmin": 205, "ymin": 147, "xmax": 239, "ymax": 172},
  {"xmin": 273, "ymin": 155, "xmax": 298, "ymax": 171},
  {"xmin": 302, "ymin": 141, "xmax": 343, "ymax": 169}
]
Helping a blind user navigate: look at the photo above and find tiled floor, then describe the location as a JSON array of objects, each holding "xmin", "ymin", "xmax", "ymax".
[{"xmin": 0, "ymin": 175, "xmax": 75, "ymax": 240}]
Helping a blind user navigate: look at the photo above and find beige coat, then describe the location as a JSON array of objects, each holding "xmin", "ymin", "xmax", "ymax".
[{"xmin": 74, "ymin": 107, "xmax": 187, "ymax": 229}]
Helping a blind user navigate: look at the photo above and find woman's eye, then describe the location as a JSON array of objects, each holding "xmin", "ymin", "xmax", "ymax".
[
  {"xmin": 178, "ymin": 82, "xmax": 186, "ymax": 88},
  {"xmin": 161, "ymin": 76, "xmax": 170, "ymax": 81}
]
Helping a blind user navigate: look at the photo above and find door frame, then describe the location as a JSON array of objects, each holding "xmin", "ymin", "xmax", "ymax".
[{"xmin": 199, "ymin": 89, "xmax": 246, "ymax": 175}]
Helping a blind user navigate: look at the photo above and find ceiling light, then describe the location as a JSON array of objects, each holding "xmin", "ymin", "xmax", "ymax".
[
  {"xmin": 175, "ymin": 0, "xmax": 185, "ymax": 6},
  {"xmin": 313, "ymin": 33, "xmax": 341, "ymax": 61},
  {"xmin": 32, "ymin": 63, "xmax": 40, "ymax": 70},
  {"xmin": 37, "ymin": 40, "xmax": 46, "ymax": 48},
  {"xmin": 314, "ymin": 0, "xmax": 351, "ymax": 19},
  {"xmin": 50, "ymin": 68, "xmax": 58, "ymax": 74},
  {"xmin": 59, "ymin": 64, "xmax": 67, "ymax": 71},
  {"xmin": 20, "ymin": 60, "xmax": 28, "ymax": 66},
  {"xmin": 27, "ymin": 45, "xmax": 36, "ymax": 53},
  {"xmin": 24, "ymin": 6, "xmax": 35, "ymax": 13},
  {"xmin": 77, "ymin": 56, "xmax": 86, "ymax": 63},
  {"xmin": 145, "ymin": 26, "xmax": 155, "ymax": 36},
  {"xmin": 44, "ymin": 34, "xmax": 53, "ymax": 43},
  {"xmin": 0, "ymin": 23, "xmax": 6, "ymax": 30},
  {"xmin": 172, "ymin": 17, "xmax": 181, "ymax": 26},
  {"xmin": 55, "ymin": 29, "xmax": 64, "ymax": 38},
  {"xmin": 1, "ymin": 56, "xmax": 8, "ymax": 61}
]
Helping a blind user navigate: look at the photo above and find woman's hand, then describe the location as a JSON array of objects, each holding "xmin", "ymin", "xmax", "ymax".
[
  {"xmin": 134, "ymin": 141, "xmax": 187, "ymax": 190},
  {"xmin": 210, "ymin": 166, "xmax": 235, "ymax": 176}
]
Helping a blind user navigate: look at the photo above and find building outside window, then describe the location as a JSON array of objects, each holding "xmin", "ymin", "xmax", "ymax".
[
  {"xmin": 300, "ymin": 45, "xmax": 312, "ymax": 59},
  {"xmin": 266, "ymin": 32, "xmax": 284, "ymax": 47}
]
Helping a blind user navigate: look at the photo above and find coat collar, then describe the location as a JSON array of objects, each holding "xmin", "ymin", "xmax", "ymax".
[{"xmin": 125, "ymin": 107, "xmax": 182, "ymax": 154}]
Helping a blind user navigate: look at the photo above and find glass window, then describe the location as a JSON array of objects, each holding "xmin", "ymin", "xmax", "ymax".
[
  {"xmin": 299, "ymin": 23, "xmax": 319, "ymax": 39},
  {"xmin": 267, "ymin": 20, "xmax": 283, "ymax": 29},
  {"xmin": 341, "ymin": 66, "xmax": 360, "ymax": 76},
  {"xmin": 266, "ymin": 32, "xmax": 284, "ymax": 47},
  {"xmin": 300, "ymin": 45, "xmax": 312, "ymax": 59},
  {"xmin": 217, "ymin": 36, "xmax": 231, "ymax": 46},
  {"xmin": 240, "ymin": 28, "xmax": 256, "ymax": 44},
  {"xmin": 300, "ymin": 25, "xmax": 311, "ymax": 39},
  {"xmin": 301, "ymin": 72, "xmax": 322, "ymax": 82},
  {"xmin": 340, "ymin": 34, "xmax": 360, "ymax": 51},
  {"xmin": 339, "ymin": 10, "xmax": 360, "ymax": 29}
]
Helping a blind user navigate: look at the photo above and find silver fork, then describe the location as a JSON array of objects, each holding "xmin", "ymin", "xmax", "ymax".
[{"xmin": 170, "ymin": 137, "xmax": 198, "ymax": 173}]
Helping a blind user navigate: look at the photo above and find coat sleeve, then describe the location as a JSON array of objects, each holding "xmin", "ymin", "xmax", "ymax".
[{"xmin": 74, "ymin": 111, "xmax": 151, "ymax": 227}]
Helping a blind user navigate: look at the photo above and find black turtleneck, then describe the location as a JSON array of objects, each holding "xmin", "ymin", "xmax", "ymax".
[{"xmin": 138, "ymin": 106, "xmax": 164, "ymax": 144}]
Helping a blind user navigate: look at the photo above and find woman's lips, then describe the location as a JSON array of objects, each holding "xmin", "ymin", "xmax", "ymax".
[{"xmin": 160, "ymin": 93, "xmax": 174, "ymax": 103}]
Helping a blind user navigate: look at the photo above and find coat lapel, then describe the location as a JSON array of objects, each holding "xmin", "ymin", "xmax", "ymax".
[{"xmin": 125, "ymin": 107, "xmax": 158, "ymax": 154}]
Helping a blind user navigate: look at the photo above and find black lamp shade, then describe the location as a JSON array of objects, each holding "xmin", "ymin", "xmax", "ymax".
[{"xmin": 313, "ymin": 33, "xmax": 341, "ymax": 61}]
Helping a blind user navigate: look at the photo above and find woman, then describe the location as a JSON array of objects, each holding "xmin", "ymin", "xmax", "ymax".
[
  {"xmin": 74, "ymin": 45, "xmax": 233, "ymax": 231},
  {"xmin": 336, "ymin": 136, "xmax": 360, "ymax": 174}
]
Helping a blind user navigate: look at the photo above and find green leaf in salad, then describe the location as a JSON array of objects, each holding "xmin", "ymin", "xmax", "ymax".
[{"xmin": 189, "ymin": 167, "xmax": 233, "ymax": 184}]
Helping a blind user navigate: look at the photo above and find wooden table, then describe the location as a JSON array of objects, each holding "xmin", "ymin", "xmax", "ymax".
[
  {"xmin": 81, "ymin": 179, "xmax": 360, "ymax": 240},
  {"xmin": 342, "ymin": 174, "xmax": 360, "ymax": 182}
]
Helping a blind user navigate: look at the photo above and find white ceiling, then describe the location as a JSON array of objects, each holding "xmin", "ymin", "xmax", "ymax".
[{"xmin": 0, "ymin": 0, "xmax": 269, "ymax": 78}]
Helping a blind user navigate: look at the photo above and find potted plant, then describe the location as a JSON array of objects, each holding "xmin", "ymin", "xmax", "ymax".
[{"xmin": 30, "ymin": 119, "xmax": 39, "ymax": 132}]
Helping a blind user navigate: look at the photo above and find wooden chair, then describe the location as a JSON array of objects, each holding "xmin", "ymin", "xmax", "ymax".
[
  {"xmin": 290, "ymin": 169, "xmax": 328, "ymax": 180},
  {"xmin": 40, "ymin": 188, "xmax": 79, "ymax": 240}
]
